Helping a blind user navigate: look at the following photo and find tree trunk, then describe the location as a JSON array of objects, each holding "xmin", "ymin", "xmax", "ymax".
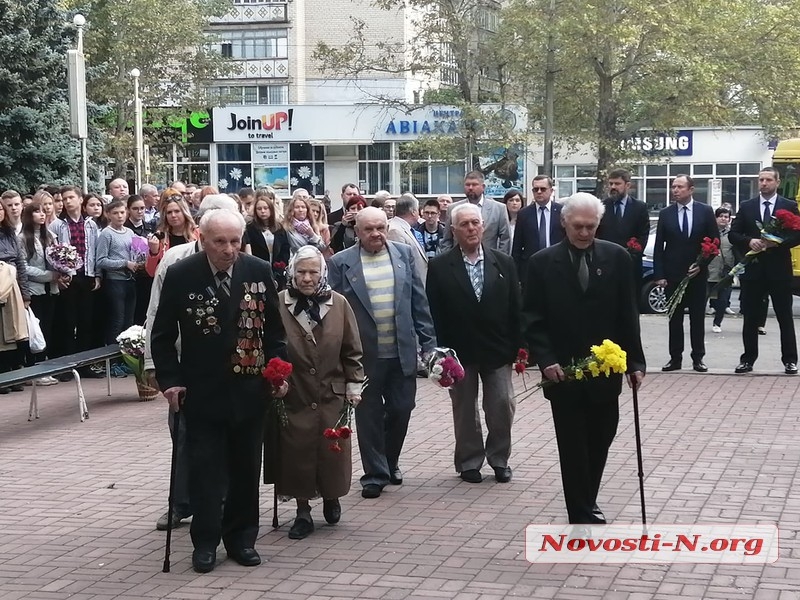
[{"xmin": 595, "ymin": 72, "xmax": 616, "ymax": 198}]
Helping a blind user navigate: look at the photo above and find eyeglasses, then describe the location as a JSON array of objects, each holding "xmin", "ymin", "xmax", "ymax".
[
  {"xmin": 532, "ymin": 187, "xmax": 550, "ymax": 192},
  {"xmin": 422, "ymin": 211, "xmax": 439, "ymax": 217}
]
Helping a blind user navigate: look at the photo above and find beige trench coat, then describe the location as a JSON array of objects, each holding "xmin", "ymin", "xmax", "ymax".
[{"xmin": 276, "ymin": 289, "xmax": 364, "ymax": 499}]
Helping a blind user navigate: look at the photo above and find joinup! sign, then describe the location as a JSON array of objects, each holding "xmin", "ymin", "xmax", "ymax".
[{"xmin": 621, "ymin": 130, "xmax": 694, "ymax": 157}]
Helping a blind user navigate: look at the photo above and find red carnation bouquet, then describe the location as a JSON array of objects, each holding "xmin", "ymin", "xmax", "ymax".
[
  {"xmin": 711, "ymin": 208, "xmax": 800, "ymax": 297},
  {"xmin": 665, "ymin": 237, "xmax": 720, "ymax": 319},
  {"xmin": 626, "ymin": 237, "xmax": 643, "ymax": 255},
  {"xmin": 263, "ymin": 357, "xmax": 293, "ymax": 426},
  {"xmin": 426, "ymin": 348, "xmax": 465, "ymax": 389},
  {"xmin": 323, "ymin": 403, "xmax": 353, "ymax": 453},
  {"xmin": 514, "ymin": 348, "xmax": 529, "ymax": 374}
]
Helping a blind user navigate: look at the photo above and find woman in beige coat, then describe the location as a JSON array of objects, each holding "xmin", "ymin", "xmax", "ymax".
[{"xmin": 276, "ymin": 245, "xmax": 364, "ymax": 539}]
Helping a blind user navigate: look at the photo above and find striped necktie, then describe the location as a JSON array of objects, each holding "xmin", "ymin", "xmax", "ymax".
[{"xmin": 216, "ymin": 271, "xmax": 230, "ymax": 297}]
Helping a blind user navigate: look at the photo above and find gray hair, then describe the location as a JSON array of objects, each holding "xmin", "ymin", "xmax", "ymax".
[
  {"xmin": 138, "ymin": 183, "xmax": 157, "ymax": 196},
  {"xmin": 197, "ymin": 194, "xmax": 240, "ymax": 220},
  {"xmin": 560, "ymin": 192, "xmax": 605, "ymax": 221},
  {"xmin": 450, "ymin": 202, "xmax": 483, "ymax": 226},
  {"xmin": 286, "ymin": 245, "xmax": 327, "ymax": 283},
  {"xmin": 394, "ymin": 193, "xmax": 418, "ymax": 217},
  {"xmin": 374, "ymin": 190, "xmax": 391, "ymax": 202},
  {"xmin": 198, "ymin": 206, "xmax": 246, "ymax": 234}
]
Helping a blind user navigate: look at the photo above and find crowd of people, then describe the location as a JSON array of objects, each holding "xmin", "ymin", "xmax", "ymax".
[{"xmin": 7, "ymin": 164, "xmax": 795, "ymax": 573}]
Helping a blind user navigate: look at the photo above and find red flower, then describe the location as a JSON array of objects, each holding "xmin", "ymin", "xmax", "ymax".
[
  {"xmin": 439, "ymin": 374, "xmax": 454, "ymax": 387},
  {"xmin": 262, "ymin": 358, "xmax": 293, "ymax": 388},
  {"xmin": 700, "ymin": 237, "xmax": 721, "ymax": 259},
  {"xmin": 337, "ymin": 426, "xmax": 352, "ymax": 439},
  {"xmin": 626, "ymin": 237, "xmax": 643, "ymax": 253},
  {"xmin": 516, "ymin": 348, "xmax": 529, "ymax": 362},
  {"xmin": 273, "ymin": 261, "xmax": 287, "ymax": 270},
  {"xmin": 775, "ymin": 209, "xmax": 800, "ymax": 231},
  {"xmin": 514, "ymin": 362, "xmax": 526, "ymax": 374},
  {"xmin": 329, "ymin": 442, "xmax": 343, "ymax": 453},
  {"xmin": 323, "ymin": 427, "xmax": 340, "ymax": 439}
]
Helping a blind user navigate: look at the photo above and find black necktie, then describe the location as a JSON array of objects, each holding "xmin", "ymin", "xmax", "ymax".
[
  {"xmin": 216, "ymin": 271, "xmax": 230, "ymax": 297},
  {"xmin": 614, "ymin": 200, "xmax": 622, "ymax": 219},
  {"xmin": 538, "ymin": 206, "xmax": 547, "ymax": 249},
  {"xmin": 763, "ymin": 201, "xmax": 771, "ymax": 225},
  {"xmin": 682, "ymin": 206, "xmax": 689, "ymax": 238},
  {"xmin": 575, "ymin": 249, "xmax": 589, "ymax": 291}
]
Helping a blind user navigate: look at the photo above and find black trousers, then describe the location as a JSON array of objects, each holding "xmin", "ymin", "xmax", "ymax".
[
  {"xmin": 133, "ymin": 276, "xmax": 153, "ymax": 326},
  {"xmin": 185, "ymin": 408, "xmax": 266, "ymax": 553},
  {"xmin": 667, "ymin": 277, "xmax": 706, "ymax": 363},
  {"xmin": 27, "ymin": 293, "xmax": 56, "ymax": 364},
  {"xmin": 740, "ymin": 278, "xmax": 797, "ymax": 364},
  {"xmin": 550, "ymin": 390, "xmax": 619, "ymax": 524},
  {"xmin": 51, "ymin": 274, "xmax": 97, "ymax": 358}
]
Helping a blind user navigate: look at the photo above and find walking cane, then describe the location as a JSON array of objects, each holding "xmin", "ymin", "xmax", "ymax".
[
  {"xmin": 630, "ymin": 378, "xmax": 647, "ymax": 525},
  {"xmin": 163, "ymin": 395, "xmax": 183, "ymax": 573},
  {"xmin": 272, "ymin": 404, "xmax": 280, "ymax": 529}
]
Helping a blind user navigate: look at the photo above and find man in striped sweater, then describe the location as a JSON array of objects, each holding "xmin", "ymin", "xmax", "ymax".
[{"xmin": 329, "ymin": 207, "xmax": 437, "ymax": 499}]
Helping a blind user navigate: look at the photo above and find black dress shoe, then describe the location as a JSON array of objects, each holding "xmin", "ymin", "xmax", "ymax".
[
  {"xmin": 322, "ymin": 499, "xmax": 341, "ymax": 524},
  {"xmin": 735, "ymin": 362, "xmax": 753, "ymax": 374},
  {"xmin": 361, "ymin": 484, "xmax": 382, "ymax": 498},
  {"xmin": 785, "ymin": 362, "xmax": 798, "ymax": 375},
  {"xmin": 192, "ymin": 549, "xmax": 216, "ymax": 573},
  {"xmin": 591, "ymin": 504, "xmax": 607, "ymax": 524},
  {"xmin": 493, "ymin": 466, "xmax": 512, "ymax": 483},
  {"xmin": 226, "ymin": 547, "xmax": 261, "ymax": 567},
  {"xmin": 661, "ymin": 360, "xmax": 682, "ymax": 372},
  {"xmin": 460, "ymin": 469, "xmax": 482, "ymax": 483},
  {"xmin": 288, "ymin": 516, "xmax": 315, "ymax": 540},
  {"xmin": 389, "ymin": 467, "xmax": 403, "ymax": 485},
  {"xmin": 692, "ymin": 361, "xmax": 708, "ymax": 373}
]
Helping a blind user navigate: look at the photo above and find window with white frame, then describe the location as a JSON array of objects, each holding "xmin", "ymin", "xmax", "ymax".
[
  {"xmin": 209, "ymin": 85, "xmax": 289, "ymax": 105},
  {"xmin": 219, "ymin": 29, "xmax": 288, "ymax": 60},
  {"xmin": 358, "ymin": 143, "xmax": 393, "ymax": 195}
]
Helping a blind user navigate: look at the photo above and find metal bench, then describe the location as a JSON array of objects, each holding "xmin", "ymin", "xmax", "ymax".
[{"xmin": 0, "ymin": 345, "xmax": 122, "ymax": 422}]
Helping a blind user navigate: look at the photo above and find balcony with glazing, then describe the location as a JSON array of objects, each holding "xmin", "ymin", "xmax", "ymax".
[{"xmin": 209, "ymin": 0, "xmax": 288, "ymax": 25}]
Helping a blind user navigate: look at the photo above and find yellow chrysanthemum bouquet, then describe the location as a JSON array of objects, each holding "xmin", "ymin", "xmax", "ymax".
[{"xmin": 534, "ymin": 339, "xmax": 627, "ymax": 391}]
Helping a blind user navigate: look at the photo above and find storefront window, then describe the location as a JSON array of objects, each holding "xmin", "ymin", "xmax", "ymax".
[
  {"xmin": 289, "ymin": 143, "xmax": 324, "ymax": 195},
  {"xmin": 359, "ymin": 143, "xmax": 394, "ymax": 194},
  {"xmin": 177, "ymin": 144, "xmax": 210, "ymax": 186},
  {"xmin": 217, "ymin": 163, "xmax": 252, "ymax": 192}
]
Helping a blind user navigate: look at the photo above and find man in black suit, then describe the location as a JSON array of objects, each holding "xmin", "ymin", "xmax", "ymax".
[
  {"xmin": 653, "ymin": 174, "xmax": 718, "ymax": 372},
  {"xmin": 327, "ymin": 182, "xmax": 359, "ymax": 228},
  {"xmin": 523, "ymin": 192, "xmax": 645, "ymax": 524},
  {"xmin": 596, "ymin": 168, "xmax": 650, "ymax": 285},
  {"xmin": 511, "ymin": 175, "xmax": 565, "ymax": 288},
  {"xmin": 729, "ymin": 167, "xmax": 799, "ymax": 374},
  {"xmin": 152, "ymin": 210, "xmax": 288, "ymax": 573},
  {"xmin": 426, "ymin": 203, "xmax": 521, "ymax": 484}
]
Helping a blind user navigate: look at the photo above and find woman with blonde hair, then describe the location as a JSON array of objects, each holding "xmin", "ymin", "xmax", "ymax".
[
  {"xmin": 32, "ymin": 190, "xmax": 56, "ymax": 227},
  {"xmin": 307, "ymin": 198, "xmax": 332, "ymax": 256},
  {"xmin": 145, "ymin": 189, "xmax": 198, "ymax": 277},
  {"xmin": 282, "ymin": 192, "xmax": 327, "ymax": 256}
]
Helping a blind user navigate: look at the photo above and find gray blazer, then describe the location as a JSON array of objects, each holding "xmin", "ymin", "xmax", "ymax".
[
  {"xmin": 328, "ymin": 241, "xmax": 437, "ymax": 377},
  {"xmin": 439, "ymin": 197, "xmax": 511, "ymax": 254}
]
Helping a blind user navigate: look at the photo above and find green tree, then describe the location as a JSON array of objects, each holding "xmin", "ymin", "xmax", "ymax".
[
  {"xmin": 66, "ymin": 0, "xmax": 232, "ymax": 179},
  {"xmin": 0, "ymin": 0, "xmax": 81, "ymax": 192},
  {"xmin": 501, "ymin": 0, "xmax": 800, "ymax": 193}
]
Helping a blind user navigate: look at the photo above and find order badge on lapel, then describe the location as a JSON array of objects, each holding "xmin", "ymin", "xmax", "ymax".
[
  {"xmin": 232, "ymin": 281, "xmax": 269, "ymax": 375},
  {"xmin": 188, "ymin": 290, "xmax": 222, "ymax": 335}
]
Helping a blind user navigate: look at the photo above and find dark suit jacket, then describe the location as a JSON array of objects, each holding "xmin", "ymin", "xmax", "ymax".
[
  {"xmin": 523, "ymin": 239, "xmax": 646, "ymax": 402},
  {"xmin": 245, "ymin": 223, "xmax": 290, "ymax": 289},
  {"xmin": 596, "ymin": 196, "xmax": 650, "ymax": 250},
  {"xmin": 729, "ymin": 195, "xmax": 800, "ymax": 281},
  {"xmin": 512, "ymin": 202, "xmax": 565, "ymax": 273},
  {"xmin": 426, "ymin": 246, "xmax": 521, "ymax": 369},
  {"xmin": 652, "ymin": 201, "xmax": 718, "ymax": 282},
  {"xmin": 151, "ymin": 251, "xmax": 287, "ymax": 421},
  {"xmin": 327, "ymin": 241, "xmax": 436, "ymax": 377}
]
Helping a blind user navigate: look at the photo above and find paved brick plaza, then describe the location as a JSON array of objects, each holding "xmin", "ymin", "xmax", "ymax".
[{"xmin": 1, "ymin": 315, "xmax": 799, "ymax": 600}]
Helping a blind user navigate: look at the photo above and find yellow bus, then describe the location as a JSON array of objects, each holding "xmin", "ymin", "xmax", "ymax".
[{"xmin": 772, "ymin": 138, "xmax": 800, "ymax": 286}]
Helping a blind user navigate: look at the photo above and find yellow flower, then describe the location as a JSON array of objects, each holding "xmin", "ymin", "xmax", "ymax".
[
  {"xmin": 587, "ymin": 361, "xmax": 600, "ymax": 377},
  {"xmin": 574, "ymin": 368, "xmax": 584, "ymax": 381}
]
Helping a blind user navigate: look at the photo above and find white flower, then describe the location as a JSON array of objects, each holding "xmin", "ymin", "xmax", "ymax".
[
  {"xmin": 428, "ymin": 372, "xmax": 441, "ymax": 382},
  {"xmin": 290, "ymin": 177, "xmax": 299, "ymax": 186},
  {"xmin": 431, "ymin": 364, "xmax": 443, "ymax": 375},
  {"xmin": 218, "ymin": 179, "xmax": 228, "ymax": 190},
  {"xmin": 243, "ymin": 176, "xmax": 252, "ymax": 186},
  {"xmin": 309, "ymin": 176, "xmax": 320, "ymax": 186},
  {"xmin": 296, "ymin": 166, "xmax": 312, "ymax": 179},
  {"xmin": 229, "ymin": 167, "xmax": 243, "ymax": 181}
]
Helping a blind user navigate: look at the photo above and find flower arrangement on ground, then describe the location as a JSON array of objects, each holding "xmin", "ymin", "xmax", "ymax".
[
  {"xmin": 711, "ymin": 209, "xmax": 800, "ymax": 297},
  {"xmin": 116, "ymin": 325, "xmax": 156, "ymax": 400},
  {"xmin": 664, "ymin": 237, "xmax": 720, "ymax": 319},
  {"xmin": 46, "ymin": 243, "xmax": 83, "ymax": 275},
  {"xmin": 426, "ymin": 347, "xmax": 465, "ymax": 389},
  {"xmin": 263, "ymin": 357, "xmax": 293, "ymax": 426},
  {"xmin": 534, "ymin": 339, "xmax": 627, "ymax": 392}
]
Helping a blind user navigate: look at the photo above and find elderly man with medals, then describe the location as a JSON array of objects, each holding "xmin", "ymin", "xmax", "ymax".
[{"xmin": 152, "ymin": 209, "xmax": 288, "ymax": 574}]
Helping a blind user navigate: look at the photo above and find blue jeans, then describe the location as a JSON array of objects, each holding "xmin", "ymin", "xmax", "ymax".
[{"xmin": 104, "ymin": 279, "xmax": 136, "ymax": 345}]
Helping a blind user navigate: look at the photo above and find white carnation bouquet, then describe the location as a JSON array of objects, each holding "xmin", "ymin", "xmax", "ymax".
[{"xmin": 116, "ymin": 325, "xmax": 146, "ymax": 381}]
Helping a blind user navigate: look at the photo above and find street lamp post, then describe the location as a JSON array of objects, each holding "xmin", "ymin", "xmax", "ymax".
[
  {"xmin": 130, "ymin": 68, "xmax": 144, "ymax": 190},
  {"xmin": 67, "ymin": 14, "xmax": 89, "ymax": 192}
]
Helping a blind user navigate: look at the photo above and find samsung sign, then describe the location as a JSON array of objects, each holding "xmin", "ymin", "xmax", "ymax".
[{"xmin": 622, "ymin": 130, "xmax": 693, "ymax": 157}]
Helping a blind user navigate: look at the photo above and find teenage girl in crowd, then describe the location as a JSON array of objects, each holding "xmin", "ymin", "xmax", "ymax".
[
  {"xmin": 245, "ymin": 190, "xmax": 289, "ymax": 289},
  {"xmin": 283, "ymin": 191, "xmax": 327, "ymax": 256},
  {"xmin": 19, "ymin": 202, "xmax": 64, "ymax": 386},
  {"xmin": 145, "ymin": 190, "xmax": 198, "ymax": 277}
]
